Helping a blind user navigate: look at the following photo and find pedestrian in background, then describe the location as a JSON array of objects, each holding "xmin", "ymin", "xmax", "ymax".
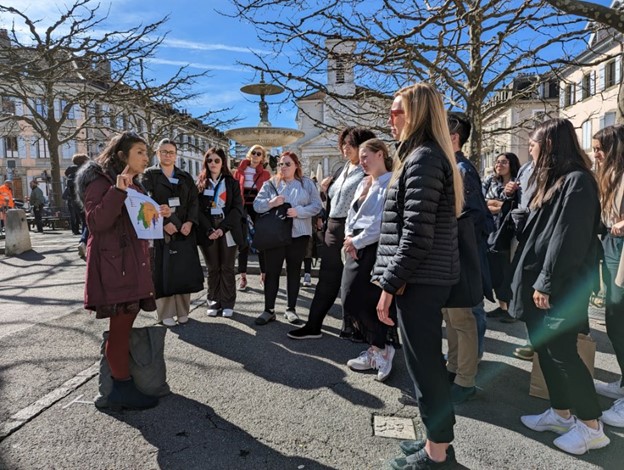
[
  {"xmin": 342, "ymin": 138, "xmax": 397, "ymax": 381},
  {"xmin": 234, "ymin": 144, "xmax": 271, "ymax": 291},
  {"xmin": 593, "ymin": 124, "xmax": 624, "ymax": 427},
  {"xmin": 513, "ymin": 118, "xmax": 608, "ymax": 455},
  {"xmin": 373, "ymin": 83, "xmax": 463, "ymax": 469},
  {"xmin": 28, "ymin": 179, "xmax": 45, "ymax": 233},
  {"xmin": 197, "ymin": 148, "xmax": 245, "ymax": 318},
  {"xmin": 143, "ymin": 138, "xmax": 200, "ymax": 327},
  {"xmin": 0, "ymin": 179, "xmax": 14, "ymax": 231},
  {"xmin": 76, "ymin": 131, "xmax": 170, "ymax": 410},
  {"xmin": 254, "ymin": 151, "xmax": 322, "ymax": 326},
  {"xmin": 288, "ymin": 127, "xmax": 375, "ymax": 340},
  {"xmin": 66, "ymin": 153, "xmax": 91, "ymax": 259}
]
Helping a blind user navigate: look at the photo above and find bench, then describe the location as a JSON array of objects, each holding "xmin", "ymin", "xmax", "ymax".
[{"xmin": 27, "ymin": 216, "xmax": 71, "ymax": 231}]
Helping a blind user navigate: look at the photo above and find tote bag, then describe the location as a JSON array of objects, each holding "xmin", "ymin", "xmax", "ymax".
[
  {"xmin": 161, "ymin": 232, "xmax": 204, "ymax": 297},
  {"xmin": 95, "ymin": 326, "xmax": 171, "ymax": 408}
]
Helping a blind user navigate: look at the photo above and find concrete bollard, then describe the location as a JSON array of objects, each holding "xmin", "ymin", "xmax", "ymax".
[{"xmin": 5, "ymin": 209, "xmax": 32, "ymax": 256}]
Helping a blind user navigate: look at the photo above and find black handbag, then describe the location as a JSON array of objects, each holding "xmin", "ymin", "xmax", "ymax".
[
  {"xmin": 445, "ymin": 214, "xmax": 483, "ymax": 308},
  {"xmin": 487, "ymin": 200, "xmax": 516, "ymax": 253},
  {"xmin": 161, "ymin": 232, "xmax": 205, "ymax": 297},
  {"xmin": 252, "ymin": 182, "xmax": 293, "ymax": 251}
]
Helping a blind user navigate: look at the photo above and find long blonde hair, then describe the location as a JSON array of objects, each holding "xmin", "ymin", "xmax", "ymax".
[{"xmin": 393, "ymin": 83, "xmax": 463, "ymax": 216}]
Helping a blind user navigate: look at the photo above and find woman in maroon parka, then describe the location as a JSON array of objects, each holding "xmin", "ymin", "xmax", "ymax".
[{"xmin": 76, "ymin": 131, "xmax": 171, "ymax": 410}]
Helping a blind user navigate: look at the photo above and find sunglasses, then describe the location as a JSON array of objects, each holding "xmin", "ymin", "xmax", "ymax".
[
  {"xmin": 251, "ymin": 151, "xmax": 263, "ymax": 157},
  {"xmin": 207, "ymin": 158, "xmax": 221, "ymax": 164},
  {"xmin": 389, "ymin": 109, "xmax": 405, "ymax": 120},
  {"xmin": 278, "ymin": 162, "xmax": 293, "ymax": 167}
]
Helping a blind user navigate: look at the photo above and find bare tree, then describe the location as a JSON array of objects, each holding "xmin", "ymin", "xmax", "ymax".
[
  {"xmin": 0, "ymin": 0, "xmax": 226, "ymax": 208},
  {"xmin": 227, "ymin": 0, "xmax": 590, "ymax": 166}
]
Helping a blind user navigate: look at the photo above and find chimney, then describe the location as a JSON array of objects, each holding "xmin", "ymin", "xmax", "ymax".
[{"xmin": 0, "ymin": 29, "xmax": 11, "ymax": 48}]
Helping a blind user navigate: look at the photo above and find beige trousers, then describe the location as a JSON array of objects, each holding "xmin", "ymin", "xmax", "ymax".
[
  {"xmin": 156, "ymin": 293, "xmax": 191, "ymax": 321},
  {"xmin": 443, "ymin": 307, "xmax": 478, "ymax": 388}
]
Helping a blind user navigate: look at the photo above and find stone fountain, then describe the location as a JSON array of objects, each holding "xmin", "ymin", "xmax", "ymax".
[{"xmin": 225, "ymin": 73, "xmax": 304, "ymax": 148}]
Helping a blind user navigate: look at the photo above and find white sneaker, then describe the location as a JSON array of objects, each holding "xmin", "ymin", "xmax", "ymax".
[
  {"xmin": 206, "ymin": 308, "xmax": 219, "ymax": 317},
  {"xmin": 553, "ymin": 419, "xmax": 610, "ymax": 455},
  {"xmin": 302, "ymin": 273, "xmax": 312, "ymax": 287},
  {"xmin": 347, "ymin": 348, "xmax": 374, "ymax": 371},
  {"xmin": 284, "ymin": 308, "xmax": 300, "ymax": 324},
  {"xmin": 372, "ymin": 345, "xmax": 395, "ymax": 382},
  {"xmin": 222, "ymin": 308, "xmax": 234, "ymax": 318},
  {"xmin": 602, "ymin": 398, "xmax": 624, "ymax": 428},
  {"xmin": 594, "ymin": 379, "xmax": 624, "ymax": 399},
  {"xmin": 162, "ymin": 318, "xmax": 176, "ymax": 327},
  {"xmin": 521, "ymin": 408, "xmax": 575, "ymax": 434},
  {"xmin": 177, "ymin": 315, "xmax": 189, "ymax": 324}
]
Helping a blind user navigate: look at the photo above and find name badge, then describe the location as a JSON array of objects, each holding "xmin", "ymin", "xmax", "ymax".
[
  {"xmin": 168, "ymin": 177, "xmax": 179, "ymax": 185},
  {"xmin": 203, "ymin": 189, "xmax": 214, "ymax": 197},
  {"xmin": 210, "ymin": 208, "xmax": 223, "ymax": 216},
  {"xmin": 168, "ymin": 197, "xmax": 181, "ymax": 207}
]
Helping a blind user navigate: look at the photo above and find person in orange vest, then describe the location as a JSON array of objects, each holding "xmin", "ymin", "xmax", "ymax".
[{"xmin": 0, "ymin": 179, "xmax": 15, "ymax": 231}]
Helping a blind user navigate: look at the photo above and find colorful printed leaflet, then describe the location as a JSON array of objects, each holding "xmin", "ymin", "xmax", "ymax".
[{"xmin": 124, "ymin": 188, "xmax": 164, "ymax": 239}]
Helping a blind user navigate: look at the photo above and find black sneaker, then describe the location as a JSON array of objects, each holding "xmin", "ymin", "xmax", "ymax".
[
  {"xmin": 399, "ymin": 440, "xmax": 456, "ymax": 459},
  {"xmin": 486, "ymin": 307, "xmax": 505, "ymax": 318},
  {"xmin": 391, "ymin": 446, "xmax": 456, "ymax": 469},
  {"xmin": 287, "ymin": 325, "xmax": 322, "ymax": 340},
  {"xmin": 499, "ymin": 311, "xmax": 517, "ymax": 323},
  {"xmin": 450, "ymin": 383, "xmax": 476, "ymax": 405}
]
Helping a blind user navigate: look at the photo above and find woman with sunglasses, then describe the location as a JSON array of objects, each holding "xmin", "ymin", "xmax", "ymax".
[
  {"xmin": 75, "ymin": 131, "xmax": 171, "ymax": 410},
  {"xmin": 197, "ymin": 148, "xmax": 245, "ymax": 318},
  {"xmin": 373, "ymin": 84, "xmax": 463, "ymax": 468},
  {"xmin": 253, "ymin": 151, "xmax": 322, "ymax": 325},
  {"xmin": 234, "ymin": 145, "xmax": 271, "ymax": 291}
]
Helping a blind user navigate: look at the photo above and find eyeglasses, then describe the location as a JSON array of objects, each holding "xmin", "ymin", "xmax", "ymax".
[
  {"xmin": 159, "ymin": 150, "xmax": 176, "ymax": 156},
  {"xmin": 389, "ymin": 109, "xmax": 405, "ymax": 120},
  {"xmin": 278, "ymin": 162, "xmax": 293, "ymax": 167},
  {"xmin": 251, "ymin": 151, "xmax": 263, "ymax": 157},
  {"xmin": 207, "ymin": 158, "xmax": 221, "ymax": 164},
  {"xmin": 495, "ymin": 160, "xmax": 509, "ymax": 165}
]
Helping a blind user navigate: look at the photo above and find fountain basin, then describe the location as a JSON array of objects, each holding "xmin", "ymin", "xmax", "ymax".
[{"xmin": 225, "ymin": 127, "xmax": 305, "ymax": 147}]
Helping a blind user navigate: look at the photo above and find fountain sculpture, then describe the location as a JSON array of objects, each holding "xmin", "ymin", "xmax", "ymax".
[{"xmin": 225, "ymin": 73, "xmax": 304, "ymax": 148}]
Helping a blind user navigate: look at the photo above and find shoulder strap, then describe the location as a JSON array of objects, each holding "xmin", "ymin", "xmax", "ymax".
[{"xmin": 269, "ymin": 180, "xmax": 279, "ymax": 196}]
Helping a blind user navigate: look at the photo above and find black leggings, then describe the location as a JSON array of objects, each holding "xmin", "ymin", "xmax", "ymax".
[
  {"xmin": 263, "ymin": 236, "xmax": 309, "ymax": 311},
  {"xmin": 238, "ymin": 204, "xmax": 265, "ymax": 274},
  {"xmin": 305, "ymin": 218, "xmax": 345, "ymax": 331}
]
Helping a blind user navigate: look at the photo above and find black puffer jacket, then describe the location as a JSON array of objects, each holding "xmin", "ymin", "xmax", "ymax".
[{"xmin": 372, "ymin": 141, "xmax": 460, "ymax": 294}]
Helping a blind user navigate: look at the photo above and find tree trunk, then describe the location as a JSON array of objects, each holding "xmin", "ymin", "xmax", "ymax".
[{"xmin": 48, "ymin": 133, "xmax": 63, "ymax": 211}]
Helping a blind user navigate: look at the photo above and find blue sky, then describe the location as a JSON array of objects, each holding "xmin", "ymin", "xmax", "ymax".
[
  {"xmin": 1, "ymin": 0, "xmax": 615, "ymax": 135},
  {"xmin": 1, "ymin": 0, "xmax": 296, "ymax": 131}
]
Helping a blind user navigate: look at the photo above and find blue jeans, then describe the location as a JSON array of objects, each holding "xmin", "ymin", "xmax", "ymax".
[{"xmin": 472, "ymin": 301, "xmax": 486, "ymax": 358}]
